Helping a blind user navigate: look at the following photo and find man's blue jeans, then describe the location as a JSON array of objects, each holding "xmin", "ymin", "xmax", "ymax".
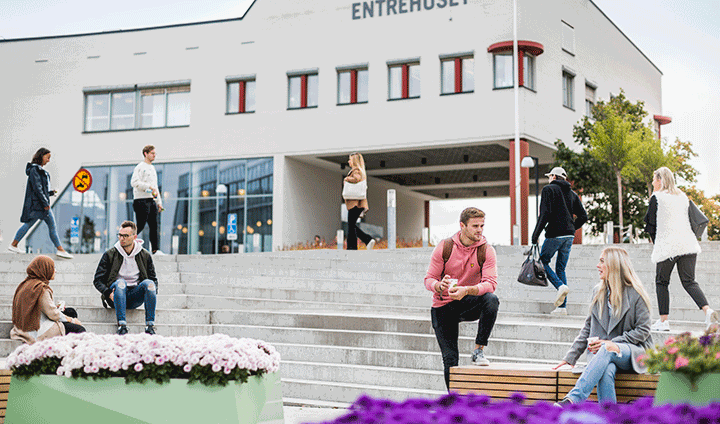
[
  {"xmin": 565, "ymin": 343, "xmax": 633, "ymax": 403},
  {"xmin": 109, "ymin": 279, "xmax": 156, "ymax": 326},
  {"xmin": 539, "ymin": 236, "xmax": 573, "ymax": 308}
]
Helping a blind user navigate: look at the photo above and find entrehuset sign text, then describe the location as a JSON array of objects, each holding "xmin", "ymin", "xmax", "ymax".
[{"xmin": 352, "ymin": 0, "xmax": 469, "ymax": 20}]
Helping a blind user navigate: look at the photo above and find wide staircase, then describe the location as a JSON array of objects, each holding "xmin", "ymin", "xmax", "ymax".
[{"xmin": 0, "ymin": 243, "xmax": 718, "ymax": 406}]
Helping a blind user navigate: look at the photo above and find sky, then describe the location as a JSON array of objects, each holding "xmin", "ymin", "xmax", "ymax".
[{"xmin": 1, "ymin": 0, "xmax": 718, "ymax": 245}]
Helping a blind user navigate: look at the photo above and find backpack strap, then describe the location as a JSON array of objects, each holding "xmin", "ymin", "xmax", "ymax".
[
  {"xmin": 476, "ymin": 243, "xmax": 487, "ymax": 278},
  {"xmin": 441, "ymin": 238, "xmax": 487, "ymax": 278}
]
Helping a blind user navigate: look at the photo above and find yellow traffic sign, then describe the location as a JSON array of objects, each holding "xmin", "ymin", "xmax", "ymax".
[{"xmin": 73, "ymin": 168, "xmax": 92, "ymax": 193}]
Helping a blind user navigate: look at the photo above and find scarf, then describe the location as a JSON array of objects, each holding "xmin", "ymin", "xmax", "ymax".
[{"xmin": 12, "ymin": 255, "xmax": 55, "ymax": 332}]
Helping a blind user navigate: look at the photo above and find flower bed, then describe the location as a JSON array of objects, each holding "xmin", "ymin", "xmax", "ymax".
[
  {"xmin": 642, "ymin": 327, "xmax": 720, "ymax": 386},
  {"xmin": 325, "ymin": 393, "xmax": 720, "ymax": 424},
  {"xmin": 5, "ymin": 332, "xmax": 281, "ymax": 386}
]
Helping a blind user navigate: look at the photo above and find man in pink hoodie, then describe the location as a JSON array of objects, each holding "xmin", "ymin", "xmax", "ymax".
[{"xmin": 424, "ymin": 207, "xmax": 499, "ymax": 389}]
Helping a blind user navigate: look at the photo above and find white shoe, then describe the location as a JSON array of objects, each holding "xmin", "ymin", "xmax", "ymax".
[
  {"xmin": 705, "ymin": 309, "xmax": 719, "ymax": 330},
  {"xmin": 651, "ymin": 319, "xmax": 670, "ymax": 332},
  {"xmin": 550, "ymin": 307, "xmax": 567, "ymax": 316},
  {"xmin": 56, "ymin": 250, "xmax": 74, "ymax": 259},
  {"xmin": 7, "ymin": 245, "xmax": 22, "ymax": 254},
  {"xmin": 153, "ymin": 250, "xmax": 167, "ymax": 255},
  {"xmin": 554, "ymin": 285, "xmax": 570, "ymax": 307},
  {"xmin": 366, "ymin": 240, "xmax": 375, "ymax": 250}
]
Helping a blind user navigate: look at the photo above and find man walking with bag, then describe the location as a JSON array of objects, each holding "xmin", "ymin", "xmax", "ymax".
[
  {"xmin": 424, "ymin": 207, "xmax": 499, "ymax": 390},
  {"xmin": 531, "ymin": 167, "xmax": 587, "ymax": 316}
]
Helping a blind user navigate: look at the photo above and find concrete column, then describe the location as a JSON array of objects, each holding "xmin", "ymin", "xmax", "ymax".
[
  {"xmin": 509, "ymin": 139, "xmax": 530, "ymax": 245},
  {"xmin": 387, "ymin": 189, "xmax": 396, "ymax": 250}
]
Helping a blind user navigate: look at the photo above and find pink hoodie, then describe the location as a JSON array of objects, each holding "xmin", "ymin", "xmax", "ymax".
[{"xmin": 424, "ymin": 232, "xmax": 498, "ymax": 308}]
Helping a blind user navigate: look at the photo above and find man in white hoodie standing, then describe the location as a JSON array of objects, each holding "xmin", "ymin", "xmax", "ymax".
[
  {"xmin": 93, "ymin": 221, "xmax": 158, "ymax": 335},
  {"xmin": 131, "ymin": 145, "xmax": 163, "ymax": 254}
]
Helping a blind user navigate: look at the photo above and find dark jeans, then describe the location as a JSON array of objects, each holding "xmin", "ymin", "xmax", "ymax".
[
  {"xmin": 61, "ymin": 308, "xmax": 86, "ymax": 334},
  {"xmin": 133, "ymin": 198, "xmax": 159, "ymax": 252},
  {"xmin": 431, "ymin": 293, "xmax": 500, "ymax": 389},
  {"xmin": 347, "ymin": 206, "xmax": 372, "ymax": 250},
  {"xmin": 655, "ymin": 254, "xmax": 708, "ymax": 315},
  {"xmin": 539, "ymin": 236, "xmax": 574, "ymax": 308}
]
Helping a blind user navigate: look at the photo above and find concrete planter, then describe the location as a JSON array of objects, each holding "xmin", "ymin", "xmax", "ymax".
[
  {"xmin": 654, "ymin": 372, "xmax": 720, "ymax": 406},
  {"xmin": 5, "ymin": 372, "xmax": 283, "ymax": 424}
]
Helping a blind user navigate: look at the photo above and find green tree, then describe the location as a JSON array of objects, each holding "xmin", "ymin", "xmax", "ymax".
[{"xmin": 683, "ymin": 186, "xmax": 720, "ymax": 241}]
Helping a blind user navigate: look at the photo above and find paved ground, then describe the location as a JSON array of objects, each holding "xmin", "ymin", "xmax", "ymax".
[{"xmin": 283, "ymin": 406, "xmax": 348, "ymax": 424}]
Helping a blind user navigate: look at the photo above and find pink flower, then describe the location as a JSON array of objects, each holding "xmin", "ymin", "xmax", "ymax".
[
  {"xmin": 667, "ymin": 347, "xmax": 679, "ymax": 354},
  {"xmin": 675, "ymin": 356, "xmax": 689, "ymax": 369},
  {"xmin": 664, "ymin": 337, "xmax": 676, "ymax": 346},
  {"xmin": 715, "ymin": 352, "xmax": 720, "ymax": 360}
]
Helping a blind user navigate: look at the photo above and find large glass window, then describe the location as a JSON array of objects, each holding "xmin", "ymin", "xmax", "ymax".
[
  {"xmin": 441, "ymin": 56, "xmax": 474, "ymax": 94},
  {"xmin": 84, "ymin": 83, "xmax": 190, "ymax": 132},
  {"xmin": 26, "ymin": 158, "xmax": 273, "ymax": 255},
  {"xmin": 388, "ymin": 62, "xmax": 420, "ymax": 100}
]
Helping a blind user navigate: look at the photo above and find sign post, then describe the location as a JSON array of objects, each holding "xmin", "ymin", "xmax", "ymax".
[
  {"xmin": 227, "ymin": 213, "xmax": 238, "ymax": 252},
  {"xmin": 70, "ymin": 217, "xmax": 80, "ymax": 245},
  {"xmin": 72, "ymin": 169, "xmax": 92, "ymax": 253}
]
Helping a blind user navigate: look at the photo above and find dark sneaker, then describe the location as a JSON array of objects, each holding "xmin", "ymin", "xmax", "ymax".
[
  {"xmin": 145, "ymin": 325, "xmax": 156, "ymax": 335},
  {"xmin": 554, "ymin": 398, "xmax": 573, "ymax": 408},
  {"xmin": 471, "ymin": 348, "xmax": 490, "ymax": 366},
  {"xmin": 117, "ymin": 324, "xmax": 128, "ymax": 335}
]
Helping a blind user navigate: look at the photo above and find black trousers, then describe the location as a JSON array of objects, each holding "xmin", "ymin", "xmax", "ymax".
[
  {"xmin": 61, "ymin": 307, "xmax": 86, "ymax": 334},
  {"xmin": 133, "ymin": 198, "xmax": 159, "ymax": 252},
  {"xmin": 655, "ymin": 253, "xmax": 709, "ymax": 315},
  {"xmin": 347, "ymin": 206, "xmax": 372, "ymax": 250},
  {"xmin": 431, "ymin": 293, "xmax": 500, "ymax": 389}
]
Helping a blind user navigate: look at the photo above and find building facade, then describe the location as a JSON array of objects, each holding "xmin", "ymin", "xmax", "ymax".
[{"xmin": 0, "ymin": 0, "xmax": 665, "ymax": 253}]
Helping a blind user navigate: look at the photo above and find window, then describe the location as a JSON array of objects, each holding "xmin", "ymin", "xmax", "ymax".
[
  {"xmin": 388, "ymin": 61, "xmax": 420, "ymax": 100},
  {"xmin": 585, "ymin": 83, "xmax": 596, "ymax": 117},
  {"xmin": 441, "ymin": 55, "xmax": 474, "ymax": 94},
  {"xmin": 562, "ymin": 21, "xmax": 575, "ymax": 55},
  {"xmin": 337, "ymin": 67, "xmax": 369, "ymax": 105},
  {"xmin": 227, "ymin": 78, "xmax": 256, "ymax": 114},
  {"xmin": 562, "ymin": 71, "xmax": 574, "ymax": 109},
  {"xmin": 288, "ymin": 72, "xmax": 318, "ymax": 109},
  {"xmin": 493, "ymin": 52, "xmax": 535, "ymax": 89},
  {"xmin": 84, "ymin": 83, "xmax": 191, "ymax": 132}
]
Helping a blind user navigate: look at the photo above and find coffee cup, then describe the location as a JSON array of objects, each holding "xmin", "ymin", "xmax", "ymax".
[
  {"xmin": 587, "ymin": 337, "xmax": 599, "ymax": 344},
  {"xmin": 447, "ymin": 278, "xmax": 459, "ymax": 288}
]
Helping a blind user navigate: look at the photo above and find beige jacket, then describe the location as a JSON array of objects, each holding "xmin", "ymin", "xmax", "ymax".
[{"xmin": 10, "ymin": 289, "xmax": 66, "ymax": 344}]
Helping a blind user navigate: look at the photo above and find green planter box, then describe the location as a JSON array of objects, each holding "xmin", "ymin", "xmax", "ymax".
[
  {"xmin": 6, "ymin": 372, "xmax": 283, "ymax": 424},
  {"xmin": 654, "ymin": 372, "xmax": 720, "ymax": 406}
]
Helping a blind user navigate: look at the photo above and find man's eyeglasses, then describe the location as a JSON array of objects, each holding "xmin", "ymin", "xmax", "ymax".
[{"xmin": 117, "ymin": 233, "xmax": 134, "ymax": 239}]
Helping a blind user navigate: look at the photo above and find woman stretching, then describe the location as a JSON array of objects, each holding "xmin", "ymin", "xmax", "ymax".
[{"xmin": 554, "ymin": 246, "xmax": 653, "ymax": 405}]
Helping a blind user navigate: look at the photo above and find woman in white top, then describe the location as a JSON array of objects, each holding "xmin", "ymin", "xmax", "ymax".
[
  {"xmin": 343, "ymin": 152, "xmax": 375, "ymax": 250},
  {"xmin": 643, "ymin": 167, "xmax": 718, "ymax": 331}
]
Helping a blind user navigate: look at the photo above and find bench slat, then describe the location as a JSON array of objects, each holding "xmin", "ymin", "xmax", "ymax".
[
  {"xmin": 450, "ymin": 375, "xmax": 556, "ymax": 385},
  {"xmin": 450, "ymin": 381, "xmax": 557, "ymax": 393},
  {"xmin": 452, "ymin": 388, "xmax": 557, "ymax": 400}
]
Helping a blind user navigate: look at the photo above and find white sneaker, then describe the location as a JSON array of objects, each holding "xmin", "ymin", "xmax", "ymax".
[
  {"xmin": 551, "ymin": 307, "xmax": 567, "ymax": 316},
  {"xmin": 7, "ymin": 245, "xmax": 22, "ymax": 254},
  {"xmin": 705, "ymin": 309, "xmax": 719, "ymax": 330},
  {"xmin": 651, "ymin": 319, "xmax": 670, "ymax": 332},
  {"xmin": 554, "ymin": 285, "xmax": 570, "ymax": 307},
  {"xmin": 153, "ymin": 250, "xmax": 167, "ymax": 255},
  {"xmin": 56, "ymin": 250, "xmax": 74, "ymax": 259},
  {"xmin": 366, "ymin": 240, "xmax": 375, "ymax": 250}
]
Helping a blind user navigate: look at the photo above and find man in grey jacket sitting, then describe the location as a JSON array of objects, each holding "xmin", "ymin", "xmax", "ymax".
[{"xmin": 93, "ymin": 220, "xmax": 158, "ymax": 335}]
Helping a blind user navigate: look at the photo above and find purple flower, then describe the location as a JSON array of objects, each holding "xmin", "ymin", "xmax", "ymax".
[{"xmin": 698, "ymin": 335, "xmax": 712, "ymax": 346}]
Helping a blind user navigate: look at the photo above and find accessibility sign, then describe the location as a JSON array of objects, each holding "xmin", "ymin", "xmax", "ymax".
[
  {"xmin": 227, "ymin": 213, "xmax": 238, "ymax": 241},
  {"xmin": 70, "ymin": 217, "xmax": 80, "ymax": 244},
  {"xmin": 73, "ymin": 168, "xmax": 92, "ymax": 193}
]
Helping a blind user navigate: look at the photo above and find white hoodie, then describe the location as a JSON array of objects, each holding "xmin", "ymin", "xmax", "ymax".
[{"xmin": 115, "ymin": 239, "xmax": 144, "ymax": 286}]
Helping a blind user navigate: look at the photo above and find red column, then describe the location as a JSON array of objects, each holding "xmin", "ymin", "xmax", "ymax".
[{"xmin": 509, "ymin": 139, "xmax": 530, "ymax": 245}]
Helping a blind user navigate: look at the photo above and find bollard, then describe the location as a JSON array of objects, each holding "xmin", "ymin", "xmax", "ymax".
[
  {"xmin": 336, "ymin": 229, "xmax": 344, "ymax": 250},
  {"xmin": 387, "ymin": 190, "xmax": 396, "ymax": 250},
  {"xmin": 422, "ymin": 227, "xmax": 429, "ymax": 248}
]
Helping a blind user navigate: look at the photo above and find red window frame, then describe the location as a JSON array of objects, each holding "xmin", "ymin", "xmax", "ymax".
[
  {"xmin": 389, "ymin": 62, "xmax": 419, "ymax": 100},
  {"xmin": 441, "ymin": 56, "xmax": 473, "ymax": 94},
  {"xmin": 288, "ymin": 73, "xmax": 317, "ymax": 109},
  {"xmin": 338, "ymin": 68, "xmax": 367, "ymax": 105}
]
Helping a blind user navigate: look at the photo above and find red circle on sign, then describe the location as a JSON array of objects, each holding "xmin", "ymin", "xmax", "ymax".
[{"xmin": 73, "ymin": 168, "xmax": 93, "ymax": 193}]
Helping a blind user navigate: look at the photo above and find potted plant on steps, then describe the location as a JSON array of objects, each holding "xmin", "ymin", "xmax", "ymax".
[
  {"xmin": 4, "ymin": 333, "xmax": 283, "ymax": 424},
  {"xmin": 643, "ymin": 325, "xmax": 720, "ymax": 405}
]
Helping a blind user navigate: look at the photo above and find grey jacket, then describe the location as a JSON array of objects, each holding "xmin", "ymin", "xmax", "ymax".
[{"xmin": 563, "ymin": 286, "xmax": 653, "ymax": 374}]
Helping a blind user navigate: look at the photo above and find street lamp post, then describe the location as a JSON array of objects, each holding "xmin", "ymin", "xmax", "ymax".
[
  {"xmin": 521, "ymin": 156, "xmax": 539, "ymax": 218},
  {"xmin": 216, "ymin": 184, "xmax": 229, "ymax": 253}
]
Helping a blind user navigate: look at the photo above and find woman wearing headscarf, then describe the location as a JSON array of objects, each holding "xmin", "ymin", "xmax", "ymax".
[
  {"xmin": 343, "ymin": 152, "xmax": 376, "ymax": 250},
  {"xmin": 644, "ymin": 166, "xmax": 719, "ymax": 331},
  {"xmin": 10, "ymin": 255, "xmax": 85, "ymax": 344},
  {"xmin": 8, "ymin": 148, "xmax": 73, "ymax": 259},
  {"xmin": 553, "ymin": 247, "xmax": 653, "ymax": 405}
]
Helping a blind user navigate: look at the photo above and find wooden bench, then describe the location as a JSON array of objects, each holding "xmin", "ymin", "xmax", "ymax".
[
  {"xmin": 0, "ymin": 369, "xmax": 10, "ymax": 424},
  {"xmin": 450, "ymin": 364, "xmax": 659, "ymax": 403}
]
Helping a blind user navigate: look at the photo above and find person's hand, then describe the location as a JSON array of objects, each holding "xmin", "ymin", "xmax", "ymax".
[
  {"xmin": 448, "ymin": 286, "xmax": 468, "ymax": 300},
  {"xmin": 72, "ymin": 317, "xmax": 82, "ymax": 326},
  {"xmin": 151, "ymin": 189, "xmax": 159, "ymax": 198},
  {"xmin": 589, "ymin": 340, "xmax": 618, "ymax": 354},
  {"xmin": 553, "ymin": 360, "xmax": 572, "ymax": 370},
  {"xmin": 434, "ymin": 278, "xmax": 450, "ymax": 294},
  {"xmin": 109, "ymin": 292, "xmax": 114, "ymax": 302},
  {"xmin": 44, "ymin": 206, "xmax": 50, "ymax": 210}
]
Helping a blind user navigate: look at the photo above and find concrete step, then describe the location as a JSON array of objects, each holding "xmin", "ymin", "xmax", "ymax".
[
  {"xmin": 0, "ymin": 271, "xmax": 181, "ymax": 285},
  {"xmin": 281, "ymin": 378, "xmax": 446, "ymax": 404},
  {"xmin": 0, "ymin": 306, "xmax": 210, "ymax": 325},
  {"xmin": 0, "ymin": 282, "xmax": 186, "ymax": 296}
]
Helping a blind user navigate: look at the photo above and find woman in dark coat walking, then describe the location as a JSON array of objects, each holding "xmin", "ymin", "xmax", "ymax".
[{"xmin": 8, "ymin": 148, "xmax": 73, "ymax": 259}]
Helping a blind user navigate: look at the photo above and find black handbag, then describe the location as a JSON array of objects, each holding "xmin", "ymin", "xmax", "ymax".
[
  {"xmin": 688, "ymin": 200, "xmax": 709, "ymax": 239},
  {"xmin": 517, "ymin": 245, "xmax": 548, "ymax": 286}
]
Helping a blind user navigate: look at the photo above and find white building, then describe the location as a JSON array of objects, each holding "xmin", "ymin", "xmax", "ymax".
[{"xmin": 0, "ymin": 0, "xmax": 668, "ymax": 254}]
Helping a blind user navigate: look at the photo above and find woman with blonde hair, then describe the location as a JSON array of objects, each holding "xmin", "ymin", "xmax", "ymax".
[
  {"xmin": 553, "ymin": 247, "xmax": 653, "ymax": 405},
  {"xmin": 10, "ymin": 255, "xmax": 85, "ymax": 344},
  {"xmin": 342, "ymin": 152, "xmax": 375, "ymax": 250},
  {"xmin": 644, "ymin": 166, "xmax": 718, "ymax": 331}
]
